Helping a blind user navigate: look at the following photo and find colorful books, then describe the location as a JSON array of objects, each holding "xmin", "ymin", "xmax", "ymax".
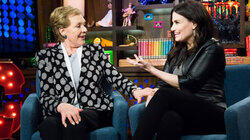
[
  {"xmin": 138, "ymin": 38, "xmax": 173, "ymax": 59},
  {"xmin": 224, "ymin": 48, "xmax": 237, "ymax": 56},
  {"xmin": 246, "ymin": 35, "xmax": 250, "ymax": 56}
]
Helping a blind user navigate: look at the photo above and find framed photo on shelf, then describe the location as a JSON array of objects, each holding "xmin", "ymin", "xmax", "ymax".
[
  {"xmin": 104, "ymin": 50, "xmax": 114, "ymax": 64},
  {"xmin": 167, "ymin": 30, "xmax": 171, "ymax": 38},
  {"xmin": 154, "ymin": 21, "xmax": 163, "ymax": 28},
  {"xmin": 144, "ymin": 13, "xmax": 153, "ymax": 20}
]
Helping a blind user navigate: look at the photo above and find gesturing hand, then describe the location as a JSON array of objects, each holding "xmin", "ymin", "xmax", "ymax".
[
  {"xmin": 57, "ymin": 103, "xmax": 83, "ymax": 127},
  {"xmin": 132, "ymin": 87, "xmax": 156, "ymax": 103},
  {"xmin": 126, "ymin": 54, "xmax": 153, "ymax": 72}
]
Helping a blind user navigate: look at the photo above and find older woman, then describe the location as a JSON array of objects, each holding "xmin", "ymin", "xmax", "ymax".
[
  {"xmin": 36, "ymin": 6, "xmax": 143, "ymax": 140},
  {"xmin": 127, "ymin": 1, "xmax": 226, "ymax": 140}
]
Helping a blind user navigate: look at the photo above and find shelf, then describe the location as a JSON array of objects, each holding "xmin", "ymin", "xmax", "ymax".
[
  {"xmin": 118, "ymin": 45, "xmax": 138, "ymax": 51},
  {"xmin": 87, "ymin": 26, "xmax": 143, "ymax": 32},
  {"xmin": 221, "ymin": 43, "xmax": 243, "ymax": 48},
  {"xmin": 135, "ymin": 3, "xmax": 174, "ymax": 15},
  {"xmin": 118, "ymin": 66, "xmax": 164, "ymax": 73},
  {"xmin": 86, "ymin": 26, "xmax": 143, "ymax": 36},
  {"xmin": 114, "ymin": 26, "xmax": 143, "ymax": 31},
  {"xmin": 245, "ymin": 21, "xmax": 250, "ymax": 27},
  {"xmin": 103, "ymin": 47, "xmax": 113, "ymax": 50},
  {"xmin": 87, "ymin": 27, "xmax": 113, "ymax": 32}
]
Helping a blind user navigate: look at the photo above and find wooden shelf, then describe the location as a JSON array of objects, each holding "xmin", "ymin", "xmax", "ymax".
[
  {"xmin": 135, "ymin": 3, "xmax": 174, "ymax": 15},
  {"xmin": 21, "ymin": 68, "xmax": 36, "ymax": 79},
  {"xmin": 114, "ymin": 26, "xmax": 143, "ymax": 31},
  {"xmin": 221, "ymin": 43, "xmax": 243, "ymax": 48},
  {"xmin": 118, "ymin": 45, "xmax": 138, "ymax": 51},
  {"xmin": 118, "ymin": 66, "xmax": 164, "ymax": 73},
  {"xmin": 245, "ymin": 21, "xmax": 250, "ymax": 27},
  {"xmin": 87, "ymin": 26, "xmax": 143, "ymax": 32},
  {"xmin": 87, "ymin": 27, "xmax": 113, "ymax": 32},
  {"xmin": 103, "ymin": 47, "xmax": 113, "ymax": 50},
  {"xmin": 135, "ymin": 3, "xmax": 174, "ymax": 10}
]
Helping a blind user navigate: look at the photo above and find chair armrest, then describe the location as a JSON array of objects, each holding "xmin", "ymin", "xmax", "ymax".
[
  {"xmin": 225, "ymin": 96, "xmax": 250, "ymax": 140},
  {"xmin": 128, "ymin": 102, "xmax": 146, "ymax": 136},
  {"xmin": 21, "ymin": 93, "xmax": 41, "ymax": 140},
  {"xmin": 111, "ymin": 91, "xmax": 128, "ymax": 140}
]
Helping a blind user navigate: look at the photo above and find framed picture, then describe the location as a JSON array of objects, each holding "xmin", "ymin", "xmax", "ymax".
[
  {"xmin": 167, "ymin": 30, "xmax": 172, "ymax": 38},
  {"xmin": 104, "ymin": 50, "xmax": 114, "ymax": 64},
  {"xmin": 154, "ymin": 21, "xmax": 163, "ymax": 28},
  {"xmin": 144, "ymin": 13, "xmax": 153, "ymax": 20}
]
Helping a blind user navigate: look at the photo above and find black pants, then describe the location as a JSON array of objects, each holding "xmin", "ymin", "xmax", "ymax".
[
  {"xmin": 133, "ymin": 87, "xmax": 226, "ymax": 140},
  {"xmin": 39, "ymin": 108, "xmax": 113, "ymax": 140}
]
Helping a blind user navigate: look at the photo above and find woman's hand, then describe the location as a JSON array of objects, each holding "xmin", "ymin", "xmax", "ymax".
[
  {"xmin": 57, "ymin": 103, "xmax": 83, "ymax": 127},
  {"xmin": 127, "ymin": 54, "xmax": 154, "ymax": 72},
  {"xmin": 145, "ymin": 88, "xmax": 159, "ymax": 107},
  {"xmin": 132, "ymin": 87, "xmax": 157, "ymax": 103}
]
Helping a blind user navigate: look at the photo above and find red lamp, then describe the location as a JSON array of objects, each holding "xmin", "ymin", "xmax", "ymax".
[{"xmin": 0, "ymin": 61, "xmax": 25, "ymax": 139}]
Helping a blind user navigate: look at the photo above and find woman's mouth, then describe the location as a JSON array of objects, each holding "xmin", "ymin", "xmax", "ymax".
[{"xmin": 78, "ymin": 35, "xmax": 85, "ymax": 39}]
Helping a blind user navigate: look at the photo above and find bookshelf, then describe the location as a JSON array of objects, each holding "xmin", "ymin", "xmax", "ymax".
[
  {"xmin": 134, "ymin": 3, "xmax": 174, "ymax": 15},
  {"xmin": 37, "ymin": 0, "xmax": 249, "ymax": 73}
]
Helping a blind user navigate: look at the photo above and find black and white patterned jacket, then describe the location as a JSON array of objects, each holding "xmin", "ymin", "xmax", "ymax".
[{"xmin": 35, "ymin": 43, "xmax": 137, "ymax": 119}]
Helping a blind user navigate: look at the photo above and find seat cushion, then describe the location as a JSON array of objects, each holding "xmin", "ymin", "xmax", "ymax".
[
  {"xmin": 31, "ymin": 131, "xmax": 42, "ymax": 140},
  {"xmin": 31, "ymin": 127, "xmax": 119, "ymax": 140},
  {"xmin": 90, "ymin": 127, "xmax": 119, "ymax": 140},
  {"xmin": 181, "ymin": 134, "xmax": 227, "ymax": 140}
]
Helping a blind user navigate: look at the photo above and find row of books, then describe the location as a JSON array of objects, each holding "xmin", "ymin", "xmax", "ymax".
[
  {"xmin": 246, "ymin": 35, "xmax": 250, "ymax": 56},
  {"xmin": 137, "ymin": 39, "xmax": 241, "ymax": 58},
  {"xmin": 138, "ymin": 38, "xmax": 173, "ymax": 59},
  {"xmin": 224, "ymin": 48, "xmax": 237, "ymax": 56}
]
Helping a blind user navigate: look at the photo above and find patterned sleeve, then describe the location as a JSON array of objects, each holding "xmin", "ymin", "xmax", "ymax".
[
  {"xmin": 97, "ymin": 45, "xmax": 137, "ymax": 98},
  {"xmin": 35, "ymin": 49, "xmax": 60, "ymax": 116}
]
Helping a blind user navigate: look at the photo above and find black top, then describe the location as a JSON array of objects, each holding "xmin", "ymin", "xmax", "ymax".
[{"xmin": 156, "ymin": 39, "xmax": 226, "ymax": 104}]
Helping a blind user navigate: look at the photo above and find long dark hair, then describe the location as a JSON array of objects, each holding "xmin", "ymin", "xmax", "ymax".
[{"xmin": 167, "ymin": 0, "xmax": 216, "ymax": 67}]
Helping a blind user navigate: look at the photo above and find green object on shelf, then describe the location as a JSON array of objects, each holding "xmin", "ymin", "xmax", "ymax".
[
  {"xmin": 104, "ymin": 50, "xmax": 114, "ymax": 65},
  {"xmin": 30, "ymin": 57, "xmax": 37, "ymax": 66},
  {"xmin": 85, "ymin": 39, "xmax": 92, "ymax": 44}
]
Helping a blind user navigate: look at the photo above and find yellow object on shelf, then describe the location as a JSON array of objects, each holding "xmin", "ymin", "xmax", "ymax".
[
  {"xmin": 93, "ymin": 37, "xmax": 113, "ymax": 47},
  {"xmin": 93, "ymin": 38, "xmax": 101, "ymax": 44}
]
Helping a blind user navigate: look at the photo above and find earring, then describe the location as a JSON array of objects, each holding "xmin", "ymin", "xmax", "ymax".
[
  {"xmin": 193, "ymin": 30, "xmax": 196, "ymax": 37},
  {"xmin": 62, "ymin": 35, "xmax": 67, "ymax": 39}
]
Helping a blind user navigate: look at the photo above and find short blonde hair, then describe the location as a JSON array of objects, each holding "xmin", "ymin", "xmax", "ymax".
[{"xmin": 49, "ymin": 6, "xmax": 82, "ymax": 42}]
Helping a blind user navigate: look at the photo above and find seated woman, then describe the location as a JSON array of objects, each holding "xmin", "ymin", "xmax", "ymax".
[
  {"xmin": 36, "ymin": 6, "xmax": 144, "ymax": 140},
  {"xmin": 127, "ymin": 1, "xmax": 226, "ymax": 140}
]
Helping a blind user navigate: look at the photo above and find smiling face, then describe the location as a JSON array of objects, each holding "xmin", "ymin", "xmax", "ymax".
[
  {"xmin": 171, "ymin": 12, "xmax": 197, "ymax": 46},
  {"xmin": 60, "ymin": 14, "xmax": 87, "ymax": 48}
]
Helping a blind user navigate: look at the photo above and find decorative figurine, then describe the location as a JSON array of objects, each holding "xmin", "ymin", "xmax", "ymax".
[
  {"xmin": 96, "ymin": 0, "xmax": 112, "ymax": 27},
  {"xmin": 119, "ymin": 34, "xmax": 138, "ymax": 47},
  {"xmin": 122, "ymin": 3, "xmax": 136, "ymax": 26},
  {"xmin": 87, "ymin": 0, "xmax": 112, "ymax": 27}
]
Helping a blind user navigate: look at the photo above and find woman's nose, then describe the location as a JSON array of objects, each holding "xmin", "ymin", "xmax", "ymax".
[
  {"xmin": 170, "ymin": 25, "xmax": 175, "ymax": 31},
  {"xmin": 82, "ymin": 26, "xmax": 87, "ymax": 32}
]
